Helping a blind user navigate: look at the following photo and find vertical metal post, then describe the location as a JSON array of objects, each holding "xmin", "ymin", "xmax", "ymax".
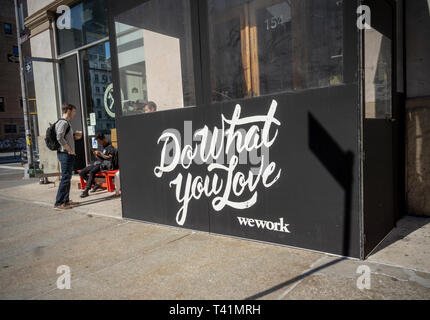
[{"xmin": 14, "ymin": 0, "xmax": 33, "ymax": 178}]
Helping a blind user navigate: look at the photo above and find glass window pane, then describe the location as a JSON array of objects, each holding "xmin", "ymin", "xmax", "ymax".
[
  {"xmin": 4, "ymin": 23, "xmax": 12, "ymax": 34},
  {"xmin": 5, "ymin": 125, "xmax": 17, "ymax": 133},
  {"xmin": 114, "ymin": 0, "xmax": 196, "ymax": 115},
  {"xmin": 56, "ymin": 0, "xmax": 108, "ymax": 55},
  {"xmin": 365, "ymin": 28, "xmax": 392, "ymax": 119},
  {"xmin": 208, "ymin": 0, "xmax": 344, "ymax": 103},
  {"xmin": 80, "ymin": 41, "xmax": 116, "ymax": 152}
]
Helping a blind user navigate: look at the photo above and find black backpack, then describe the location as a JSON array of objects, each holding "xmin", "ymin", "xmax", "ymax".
[{"xmin": 45, "ymin": 119, "xmax": 70, "ymax": 151}]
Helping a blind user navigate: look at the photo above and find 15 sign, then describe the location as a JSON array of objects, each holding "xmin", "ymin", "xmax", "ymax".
[{"xmin": 264, "ymin": 16, "xmax": 284, "ymax": 31}]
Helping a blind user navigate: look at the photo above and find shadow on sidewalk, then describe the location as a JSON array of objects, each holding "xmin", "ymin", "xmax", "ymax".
[
  {"xmin": 367, "ymin": 216, "xmax": 430, "ymax": 256},
  {"xmin": 246, "ymin": 113, "xmax": 356, "ymax": 300},
  {"xmin": 73, "ymin": 193, "xmax": 120, "ymax": 208},
  {"xmin": 245, "ymin": 257, "xmax": 347, "ymax": 300}
]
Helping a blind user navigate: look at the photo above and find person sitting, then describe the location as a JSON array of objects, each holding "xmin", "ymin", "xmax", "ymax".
[{"xmin": 79, "ymin": 133, "xmax": 117, "ymax": 198}]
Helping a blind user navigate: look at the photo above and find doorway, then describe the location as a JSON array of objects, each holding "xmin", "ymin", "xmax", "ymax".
[
  {"xmin": 59, "ymin": 55, "xmax": 86, "ymax": 170},
  {"xmin": 79, "ymin": 41, "xmax": 114, "ymax": 162},
  {"xmin": 363, "ymin": 0, "xmax": 400, "ymax": 257},
  {"xmin": 57, "ymin": 40, "xmax": 114, "ymax": 168}
]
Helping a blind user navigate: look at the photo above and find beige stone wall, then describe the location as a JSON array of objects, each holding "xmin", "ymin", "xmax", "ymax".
[
  {"xmin": 406, "ymin": 98, "xmax": 430, "ymax": 217},
  {"xmin": 30, "ymin": 28, "xmax": 60, "ymax": 174},
  {"xmin": 27, "ymin": 0, "xmax": 57, "ymax": 16},
  {"xmin": 405, "ymin": 0, "xmax": 430, "ymax": 217}
]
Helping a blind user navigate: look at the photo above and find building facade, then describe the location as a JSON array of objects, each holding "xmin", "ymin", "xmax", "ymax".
[
  {"xmin": 0, "ymin": 0, "xmax": 25, "ymax": 149},
  {"xmin": 21, "ymin": 0, "xmax": 430, "ymax": 258}
]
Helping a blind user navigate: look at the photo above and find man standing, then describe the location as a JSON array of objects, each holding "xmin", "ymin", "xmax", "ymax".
[
  {"xmin": 54, "ymin": 103, "xmax": 82, "ymax": 210},
  {"xmin": 79, "ymin": 133, "xmax": 117, "ymax": 198}
]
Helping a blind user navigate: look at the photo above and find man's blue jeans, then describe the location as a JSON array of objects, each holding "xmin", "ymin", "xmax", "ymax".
[{"xmin": 55, "ymin": 151, "xmax": 75, "ymax": 206}]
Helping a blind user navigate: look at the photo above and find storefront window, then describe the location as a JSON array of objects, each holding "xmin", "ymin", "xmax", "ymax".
[
  {"xmin": 208, "ymin": 0, "xmax": 344, "ymax": 102},
  {"xmin": 56, "ymin": 0, "xmax": 108, "ymax": 55},
  {"xmin": 114, "ymin": 0, "xmax": 196, "ymax": 115}
]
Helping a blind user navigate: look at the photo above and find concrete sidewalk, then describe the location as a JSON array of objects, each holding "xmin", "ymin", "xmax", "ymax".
[
  {"xmin": 0, "ymin": 178, "xmax": 429, "ymax": 299},
  {"xmin": 0, "ymin": 175, "xmax": 122, "ymax": 219}
]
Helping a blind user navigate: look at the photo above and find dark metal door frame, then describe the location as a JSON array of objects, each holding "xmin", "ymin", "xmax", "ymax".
[{"xmin": 362, "ymin": 0, "xmax": 403, "ymax": 257}]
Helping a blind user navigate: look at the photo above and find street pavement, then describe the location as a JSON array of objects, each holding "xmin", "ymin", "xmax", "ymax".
[
  {"xmin": 0, "ymin": 152, "xmax": 21, "ymax": 165},
  {"xmin": 0, "ymin": 163, "xmax": 35, "ymax": 190},
  {"xmin": 0, "ymin": 164, "xmax": 429, "ymax": 300}
]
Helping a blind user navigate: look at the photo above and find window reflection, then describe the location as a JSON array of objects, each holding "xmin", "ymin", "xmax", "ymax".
[
  {"xmin": 56, "ymin": 0, "xmax": 108, "ymax": 55},
  {"xmin": 114, "ymin": 0, "xmax": 196, "ymax": 116},
  {"xmin": 208, "ymin": 0, "xmax": 344, "ymax": 103},
  {"xmin": 80, "ymin": 42, "xmax": 115, "ymax": 140},
  {"xmin": 365, "ymin": 28, "xmax": 392, "ymax": 119}
]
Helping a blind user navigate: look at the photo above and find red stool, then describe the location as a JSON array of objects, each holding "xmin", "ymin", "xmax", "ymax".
[{"xmin": 78, "ymin": 169, "xmax": 119, "ymax": 192}]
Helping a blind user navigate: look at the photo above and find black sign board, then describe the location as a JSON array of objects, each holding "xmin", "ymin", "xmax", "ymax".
[{"xmin": 117, "ymin": 85, "xmax": 362, "ymax": 258}]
